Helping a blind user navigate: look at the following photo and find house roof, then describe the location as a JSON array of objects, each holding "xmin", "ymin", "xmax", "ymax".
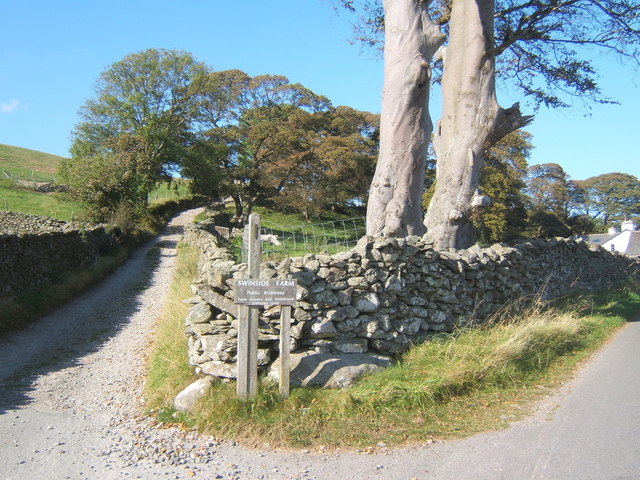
[
  {"xmin": 579, "ymin": 230, "xmax": 640, "ymax": 257},
  {"xmin": 580, "ymin": 233, "xmax": 619, "ymax": 245},
  {"xmin": 625, "ymin": 232, "xmax": 640, "ymax": 257}
]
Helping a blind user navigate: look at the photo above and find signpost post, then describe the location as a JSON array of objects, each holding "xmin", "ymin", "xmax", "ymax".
[
  {"xmin": 236, "ymin": 214, "xmax": 261, "ymax": 401},
  {"xmin": 234, "ymin": 214, "xmax": 297, "ymax": 400}
]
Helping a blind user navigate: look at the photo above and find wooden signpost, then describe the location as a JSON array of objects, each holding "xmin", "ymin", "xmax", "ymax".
[{"xmin": 234, "ymin": 213, "xmax": 297, "ymax": 400}]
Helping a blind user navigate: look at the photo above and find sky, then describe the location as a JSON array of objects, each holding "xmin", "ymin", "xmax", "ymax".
[{"xmin": 1, "ymin": 0, "xmax": 638, "ymax": 181}]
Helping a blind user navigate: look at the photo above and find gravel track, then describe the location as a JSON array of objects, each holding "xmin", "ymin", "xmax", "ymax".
[{"xmin": 1, "ymin": 209, "xmax": 638, "ymax": 480}]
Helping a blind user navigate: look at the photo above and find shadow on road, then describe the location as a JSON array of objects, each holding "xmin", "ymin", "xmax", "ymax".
[{"xmin": 0, "ymin": 217, "xmax": 186, "ymax": 415}]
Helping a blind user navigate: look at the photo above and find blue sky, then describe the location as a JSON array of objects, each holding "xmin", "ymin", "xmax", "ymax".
[{"xmin": 1, "ymin": 0, "xmax": 638, "ymax": 181}]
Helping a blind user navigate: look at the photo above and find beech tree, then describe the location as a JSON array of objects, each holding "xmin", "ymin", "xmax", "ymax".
[
  {"xmin": 526, "ymin": 163, "xmax": 572, "ymax": 218},
  {"xmin": 277, "ymin": 106, "xmax": 379, "ymax": 218},
  {"xmin": 339, "ymin": 0, "xmax": 640, "ymax": 248}
]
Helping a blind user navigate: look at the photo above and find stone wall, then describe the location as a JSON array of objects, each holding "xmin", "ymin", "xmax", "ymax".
[
  {"xmin": 182, "ymin": 220, "xmax": 640, "ymax": 379},
  {"xmin": 0, "ymin": 211, "xmax": 117, "ymax": 296}
]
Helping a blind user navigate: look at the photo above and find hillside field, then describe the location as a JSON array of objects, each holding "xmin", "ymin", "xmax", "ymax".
[
  {"xmin": 0, "ymin": 143, "xmax": 62, "ymax": 182},
  {"xmin": 0, "ymin": 144, "xmax": 191, "ymax": 221}
]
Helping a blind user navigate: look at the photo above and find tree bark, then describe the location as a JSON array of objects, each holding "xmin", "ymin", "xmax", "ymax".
[
  {"xmin": 424, "ymin": 0, "xmax": 532, "ymax": 249},
  {"xmin": 365, "ymin": 0, "xmax": 445, "ymax": 237}
]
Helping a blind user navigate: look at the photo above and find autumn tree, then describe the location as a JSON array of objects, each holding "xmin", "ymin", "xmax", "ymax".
[
  {"xmin": 338, "ymin": 0, "xmax": 640, "ymax": 248},
  {"xmin": 184, "ymin": 72, "xmax": 333, "ymax": 223},
  {"xmin": 524, "ymin": 162, "xmax": 576, "ymax": 237},
  {"xmin": 277, "ymin": 106, "xmax": 379, "ymax": 219},
  {"xmin": 60, "ymin": 135, "xmax": 154, "ymax": 221},
  {"xmin": 526, "ymin": 163, "xmax": 572, "ymax": 217}
]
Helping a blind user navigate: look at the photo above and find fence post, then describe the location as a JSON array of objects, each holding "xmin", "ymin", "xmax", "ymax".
[
  {"xmin": 279, "ymin": 303, "xmax": 291, "ymax": 398},
  {"xmin": 237, "ymin": 213, "xmax": 261, "ymax": 400}
]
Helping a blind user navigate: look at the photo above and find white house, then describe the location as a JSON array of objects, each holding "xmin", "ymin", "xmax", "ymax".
[{"xmin": 582, "ymin": 220, "xmax": 640, "ymax": 257}]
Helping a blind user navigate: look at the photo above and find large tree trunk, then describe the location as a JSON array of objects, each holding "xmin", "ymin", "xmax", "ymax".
[
  {"xmin": 424, "ymin": 0, "xmax": 532, "ymax": 249},
  {"xmin": 365, "ymin": 0, "xmax": 445, "ymax": 237}
]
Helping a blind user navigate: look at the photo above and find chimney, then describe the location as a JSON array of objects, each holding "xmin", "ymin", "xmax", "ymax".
[
  {"xmin": 608, "ymin": 226, "xmax": 618, "ymax": 235},
  {"xmin": 621, "ymin": 220, "xmax": 636, "ymax": 232}
]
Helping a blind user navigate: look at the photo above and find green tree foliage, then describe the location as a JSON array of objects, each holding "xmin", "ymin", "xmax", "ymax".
[
  {"xmin": 63, "ymin": 53, "xmax": 380, "ymax": 224},
  {"xmin": 573, "ymin": 172, "xmax": 640, "ymax": 226},
  {"xmin": 525, "ymin": 162, "xmax": 579, "ymax": 237},
  {"xmin": 526, "ymin": 163, "xmax": 572, "ymax": 217},
  {"xmin": 186, "ymin": 72, "xmax": 331, "ymax": 222},
  {"xmin": 278, "ymin": 106, "xmax": 379, "ymax": 219},
  {"xmin": 62, "ymin": 49, "xmax": 209, "ymax": 218},
  {"xmin": 60, "ymin": 135, "xmax": 153, "ymax": 221},
  {"xmin": 473, "ymin": 131, "xmax": 531, "ymax": 243}
]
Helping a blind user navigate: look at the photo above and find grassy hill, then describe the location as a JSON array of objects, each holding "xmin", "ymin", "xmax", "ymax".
[
  {"xmin": 0, "ymin": 143, "xmax": 64, "ymax": 182},
  {"xmin": 0, "ymin": 143, "xmax": 192, "ymax": 221},
  {"xmin": 0, "ymin": 143, "xmax": 82, "ymax": 221}
]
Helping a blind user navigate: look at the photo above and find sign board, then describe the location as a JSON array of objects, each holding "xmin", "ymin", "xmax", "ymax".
[{"xmin": 234, "ymin": 278, "xmax": 298, "ymax": 306}]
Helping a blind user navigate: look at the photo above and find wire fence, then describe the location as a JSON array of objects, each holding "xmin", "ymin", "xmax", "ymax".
[
  {"xmin": 238, "ymin": 217, "xmax": 367, "ymax": 262},
  {"xmin": 0, "ymin": 198, "xmax": 78, "ymax": 222},
  {"xmin": 2, "ymin": 168, "xmax": 56, "ymax": 184}
]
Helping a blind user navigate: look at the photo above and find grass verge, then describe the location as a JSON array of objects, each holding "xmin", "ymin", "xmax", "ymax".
[
  {"xmin": 146, "ymin": 254, "xmax": 640, "ymax": 449},
  {"xmin": 145, "ymin": 242, "xmax": 200, "ymax": 408}
]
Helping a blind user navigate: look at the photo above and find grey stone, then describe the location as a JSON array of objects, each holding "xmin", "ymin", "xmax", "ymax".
[
  {"xmin": 353, "ymin": 292, "xmax": 380, "ymax": 313},
  {"xmin": 347, "ymin": 276, "xmax": 370, "ymax": 289},
  {"xmin": 197, "ymin": 286, "xmax": 239, "ymax": 318},
  {"xmin": 309, "ymin": 280, "xmax": 327, "ymax": 294},
  {"xmin": 312, "ymin": 289, "xmax": 339, "ymax": 308},
  {"xmin": 325, "ymin": 308, "xmax": 348, "ymax": 323},
  {"xmin": 331, "ymin": 338, "xmax": 369, "ymax": 354},
  {"xmin": 174, "ymin": 376, "xmax": 215, "ymax": 412},
  {"xmin": 268, "ymin": 352, "xmax": 392, "ymax": 388},
  {"xmin": 397, "ymin": 317, "xmax": 422, "ymax": 335},
  {"xmin": 257, "ymin": 348, "xmax": 272, "ymax": 366},
  {"xmin": 336, "ymin": 289, "xmax": 352, "ymax": 306},
  {"xmin": 384, "ymin": 274, "xmax": 405, "ymax": 295},
  {"xmin": 335, "ymin": 316, "xmax": 362, "ymax": 333},
  {"xmin": 310, "ymin": 318, "xmax": 337, "ymax": 338},
  {"xmin": 185, "ymin": 302, "xmax": 213, "ymax": 325},
  {"xmin": 199, "ymin": 361, "xmax": 237, "ymax": 379}
]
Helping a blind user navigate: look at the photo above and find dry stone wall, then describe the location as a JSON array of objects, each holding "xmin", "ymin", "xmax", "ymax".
[
  {"xmin": 0, "ymin": 211, "xmax": 117, "ymax": 296},
  {"xmin": 183, "ymin": 220, "xmax": 640, "ymax": 379}
]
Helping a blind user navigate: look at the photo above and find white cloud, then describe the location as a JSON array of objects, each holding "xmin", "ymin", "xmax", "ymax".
[{"xmin": 1, "ymin": 99, "xmax": 21, "ymax": 114}]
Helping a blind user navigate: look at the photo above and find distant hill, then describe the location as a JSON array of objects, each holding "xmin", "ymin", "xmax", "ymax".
[{"xmin": 0, "ymin": 143, "xmax": 66, "ymax": 182}]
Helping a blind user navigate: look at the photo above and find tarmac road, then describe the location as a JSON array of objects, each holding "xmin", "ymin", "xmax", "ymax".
[{"xmin": 384, "ymin": 318, "xmax": 640, "ymax": 480}]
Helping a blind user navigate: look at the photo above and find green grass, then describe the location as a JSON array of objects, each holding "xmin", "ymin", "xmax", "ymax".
[
  {"xmin": 146, "ymin": 239, "xmax": 640, "ymax": 449},
  {"xmin": 0, "ymin": 143, "xmax": 63, "ymax": 182},
  {"xmin": 0, "ymin": 144, "xmax": 84, "ymax": 220},
  {"xmin": 145, "ymin": 243, "xmax": 200, "ymax": 408},
  {"xmin": 148, "ymin": 180, "xmax": 192, "ymax": 204},
  {"xmin": 204, "ymin": 206, "xmax": 366, "ymax": 261},
  {"xmin": 0, "ymin": 180, "xmax": 83, "ymax": 221}
]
